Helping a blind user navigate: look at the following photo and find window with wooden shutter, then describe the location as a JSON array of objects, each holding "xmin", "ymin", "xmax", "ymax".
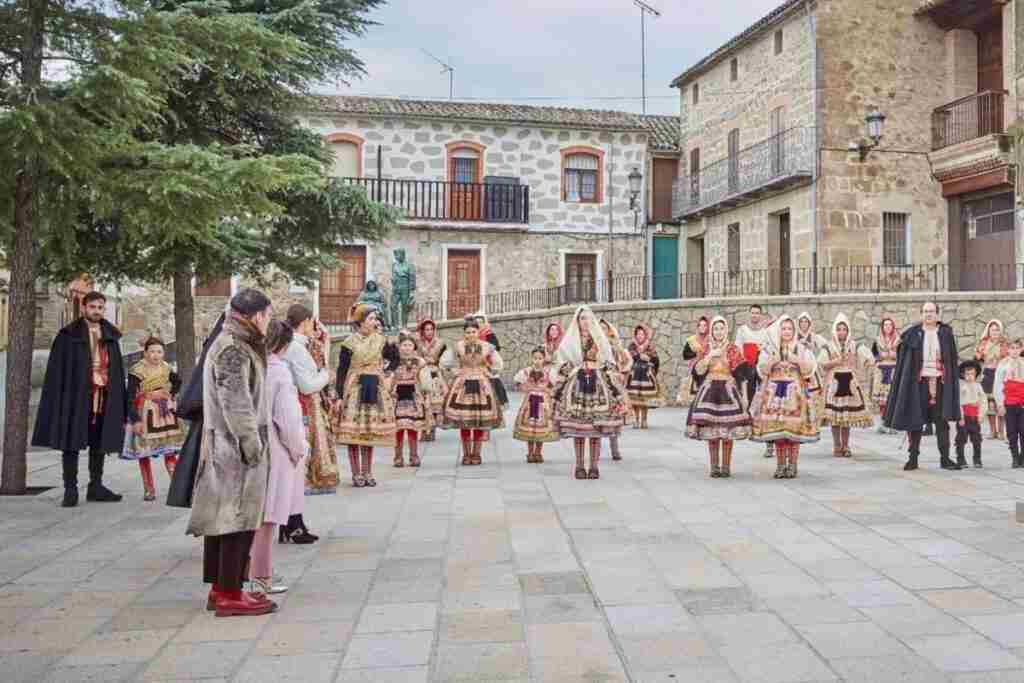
[
  {"xmin": 692, "ymin": 82, "xmax": 699, "ymax": 105},
  {"xmin": 774, "ymin": 29, "xmax": 783, "ymax": 55},
  {"xmin": 730, "ymin": 58, "xmax": 738, "ymax": 82},
  {"xmin": 689, "ymin": 148, "xmax": 700, "ymax": 205},
  {"xmin": 727, "ymin": 129, "xmax": 740, "ymax": 194},
  {"xmin": 727, "ymin": 223, "xmax": 741, "ymax": 273}
]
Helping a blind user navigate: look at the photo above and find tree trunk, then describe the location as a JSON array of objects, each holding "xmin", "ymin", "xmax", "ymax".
[
  {"xmin": 173, "ymin": 266, "xmax": 197, "ymax": 386},
  {"xmin": 1, "ymin": 0, "xmax": 46, "ymax": 495}
]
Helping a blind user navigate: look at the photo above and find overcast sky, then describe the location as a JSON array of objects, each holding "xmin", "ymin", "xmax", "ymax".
[{"xmin": 324, "ymin": 0, "xmax": 786, "ymax": 116}]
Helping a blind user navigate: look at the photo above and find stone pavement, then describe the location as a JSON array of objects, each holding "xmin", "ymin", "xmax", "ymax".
[{"xmin": 4, "ymin": 396, "xmax": 1024, "ymax": 682}]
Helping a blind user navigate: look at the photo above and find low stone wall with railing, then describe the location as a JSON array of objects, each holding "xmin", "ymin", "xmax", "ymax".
[{"xmin": 434, "ymin": 291, "xmax": 1024, "ymax": 405}]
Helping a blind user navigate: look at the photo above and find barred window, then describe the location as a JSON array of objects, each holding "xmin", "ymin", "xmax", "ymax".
[
  {"xmin": 964, "ymin": 193, "xmax": 1014, "ymax": 237},
  {"xmin": 730, "ymin": 58, "xmax": 738, "ymax": 82},
  {"xmin": 692, "ymin": 81, "xmax": 699, "ymax": 105},
  {"xmin": 727, "ymin": 223, "xmax": 741, "ymax": 273},
  {"xmin": 882, "ymin": 212, "xmax": 908, "ymax": 266}
]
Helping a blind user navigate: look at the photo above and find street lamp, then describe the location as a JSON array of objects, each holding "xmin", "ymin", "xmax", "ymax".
[
  {"xmin": 627, "ymin": 167, "xmax": 648, "ymax": 295},
  {"xmin": 853, "ymin": 107, "xmax": 886, "ymax": 161}
]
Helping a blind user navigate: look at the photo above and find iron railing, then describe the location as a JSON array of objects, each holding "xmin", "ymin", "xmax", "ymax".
[
  {"xmin": 341, "ymin": 177, "xmax": 529, "ymax": 224},
  {"xmin": 673, "ymin": 126, "xmax": 814, "ymax": 218},
  {"xmin": 413, "ymin": 263, "xmax": 1023, "ymax": 322},
  {"xmin": 931, "ymin": 90, "xmax": 1006, "ymax": 150}
]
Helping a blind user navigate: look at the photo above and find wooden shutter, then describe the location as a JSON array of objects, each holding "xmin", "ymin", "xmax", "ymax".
[{"xmin": 319, "ymin": 246, "xmax": 367, "ymax": 324}]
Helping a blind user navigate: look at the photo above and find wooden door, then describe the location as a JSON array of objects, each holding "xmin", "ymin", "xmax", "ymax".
[
  {"xmin": 319, "ymin": 245, "xmax": 367, "ymax": 324},
  {"xmin": 195, "ymin": 277, "xmax": 231, "ymax": 297},
  {"xmin": 977, "ymin": 18, "xmax": 1003, "ymax": 93},
  {"xmin": 448, "ymin": 154, "xmax": 482, "ymax": 220},
  {"xmin": 565, "ymin": 254, "xmax": 597, "ymax": 303},
  {"xmin": 651, "ymin": 158, "xmax": 679, "ymax": 223},
  {"xmin": 961, "ymin": 192, "xmax": 1014, "ymax": 291},
  {"xmin": 447, "ymin": 249, "xmax": 481, "ymax": 319},
  {"xmin": 652, "ymin": 236, "xmax": 679, "ymax": 299},
  {"xmin": 778, "ymin": 212, "xmax": 791, "ymax": 295}
]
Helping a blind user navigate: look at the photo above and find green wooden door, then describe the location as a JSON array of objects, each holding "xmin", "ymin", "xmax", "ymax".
[{"xmin": 652, "ymin": 236, "xmax": 679, "ymax": 299}]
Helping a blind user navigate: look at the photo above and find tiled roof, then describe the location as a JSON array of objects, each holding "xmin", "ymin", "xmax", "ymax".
[
  {"xmin": 670, "ymin": 0, "xmax": 807, "ymax": 87},
  {"xmin": 642, "ymin": 115, "xmax": 681, "ymax": 152},
  {"xmin": 315, "ymin": 95, "xmax": 649, "ymax": 132}
]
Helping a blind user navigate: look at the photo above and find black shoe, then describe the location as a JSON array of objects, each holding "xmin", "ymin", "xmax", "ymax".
[
  {"xmin": 940, "ymin": 457, "xmax": 962, "ymax": 471},
  {"xmin": 973, "ymin": 456, "xmax": 983, "ymax": 468},
  {"xmin": 86, "ymin": 483, "xmax": 123, "ymax": 502},
  {"xmin": 62, "ymin": 488, "xmax": 79, "ymax": 508},
  {"xmin": 903, "ymin": 455, "xmax": 919, "ymax": 471},
  {"xmin": 956, "ymin": 454, "xmax": 968, "ymax": 469},
  {"xmin": 1014, "ymin": 454, "xmax": 1023, "ymax": 469}
]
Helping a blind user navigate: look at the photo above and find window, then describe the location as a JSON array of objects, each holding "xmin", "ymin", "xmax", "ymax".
[
  {"xmin": 769, "ymin": 106, "xmax": 785, "ymax": 174},
  {"xmin": 565, "ymin": 253, "xmax": 597, "ymax": 303},
  {"xmin": 774, "ymin": 29, "xmax": 783, "ymax": 55},
  {"xmin": 727, "ymin": 223, "xmax": 741, "ymax": 273},
  {"xmin": 727, "ymin": 128, "xmax": 740, "ymax": 194},
  {"xmin": 449, "ymin": 147, "xmax": 480, "ymax": 183},
  {"xmin": 325, "ymin": 133, "xmax": 363, "ymax": 178},
  {"xmin": 689, "ymin": 148, "xmax": 700, "ymax": 204},
  {"xmin": 964, "ymin": 193, "xmax": 1014, "ymax": 237},
  {"xmin": 882, "ymin": 212, "xmax": 909, "ymax": 266},
  {"xmin": 730, "ymin": 58, "xmax": 738, "ymax": 82},
  {"xmin": 692, "ymin": 82, "xmax": 699, "ymax": 105},
  {"xmin": 561, "ymin": 147, "xmax": 604, "ymax": 203}
]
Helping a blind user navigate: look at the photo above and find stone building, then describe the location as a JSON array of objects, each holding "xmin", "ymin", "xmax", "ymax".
[
  {"xmin": 671, "ymin": 0, "xmax": 1022, "ymax": 295},
  {"xmin": 297, "ymin": 97, "xmax": 681, "ymax": 325}
]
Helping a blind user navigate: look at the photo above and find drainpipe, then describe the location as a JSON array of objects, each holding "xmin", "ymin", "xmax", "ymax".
[{"xmin": 807, "ymin": 0, "xmax": 820, "ymax": 292}]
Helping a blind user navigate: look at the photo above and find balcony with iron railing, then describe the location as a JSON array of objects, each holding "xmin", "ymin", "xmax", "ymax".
[
  {"xmin": 341, "ymin": 177, "xmax": 530, "ymax": 225},
  {"xmin": 931, "ymin": 90, "xmax": 1007, "ymax": 151},
  {"xmin": 673, "ymin": 126, "xmax": 814, "ymax": 220}
]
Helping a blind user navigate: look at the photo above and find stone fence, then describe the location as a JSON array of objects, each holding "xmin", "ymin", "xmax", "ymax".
[{"xmin": 433, "ymin": 292, "xmax": 1024, "ymax": 405}]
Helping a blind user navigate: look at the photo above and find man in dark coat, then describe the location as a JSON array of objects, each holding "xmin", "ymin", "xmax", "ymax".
[
  {"xmin": 32, "ymin": 291, "xmax": 128, "ymax": 506},
  {"xmin": 883, "ymin": 301, "xmax": 962, "ymax": 471}
]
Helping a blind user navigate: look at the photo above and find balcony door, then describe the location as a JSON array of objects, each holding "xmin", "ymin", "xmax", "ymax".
[
  {"xmin": 319, "ymin": 245, "xmax": 367, "ymax": 324},
  {"xmin": 727, "ymin": 129, "xmax": 740, "ymax": 194},
  {"xmin": 565, "ymin": 253, "xmax": 597, "ymax": 303},
  {"xmin": 770, "ymin": 107, "xmax": 785, "ymax": 175},
  {"xmin": 447, "ymin": 249, "xmax": 481, "ymax": 319},
  {"xmin": 448, "ymin": 147, "xmax": 482, "ymax": 220},
  {"xmin": 977, "ymin": 17, "xmax": 1003, "ymax": 92}
]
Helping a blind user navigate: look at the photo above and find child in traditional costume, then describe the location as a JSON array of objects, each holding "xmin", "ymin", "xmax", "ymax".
[
  {"xmin": 677, "ymin": 316, "xmax": 710, "ymax": 406},
  {"xmin": 818, "ymin": 313, "xmax": 874, "ymax": 457},
  {"xmin": 599, "ymin": 318, "xmax": 633, "ymax": 460},
  {"xmin": 441, "ymin": 319, "xmax": 505, "ymax": 465},
  {"xmin": 393, "ymin": 332, "xmax": 433, "ymax": 468},
  {"xmin": 122, "ymin": 337, "xmax": 184, "ymax": 501},
  {"xmin": 333, "ymin": 304, "xmax": 399, "ymax": 488},
  {"xmin": 871, "ymin": 317, "xmax": 900, "ymax": 434},
  {"xmin": 975, "ymin": 319, "xmax": 1009, "ymax": 440},
  {"xmin": 554, "ymin": 305, "xmax": 627, "ymax": 479},
  {"xmin": 956, "ymin": 360, "xmax": 987, "ymax": 469},
  {"xmin": 626, "ymin": 324, "xmax": 663, "ymax": 428},
  {"xmin": 685, "ymin": 317, "xmax": 752, "ymax": 478},
  {"xmin": 750, "ymin": 315, "xmax": 820, "ymax": 478},
  {"xmin": 994, "ymin": 339, "xmax": 1024, "ymax": 468},
  {"xmin": 512, "ymin": 347, "xmax": 560, "ymax": 463},
  {"xmin": 416, "ymin": 318, "xmax": 447, "ymax": 442}
]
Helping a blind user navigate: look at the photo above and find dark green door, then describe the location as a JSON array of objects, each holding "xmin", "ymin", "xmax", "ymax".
[{"xmin": 652, "ymin": 235, "xmax": 679, "ymax": 299}]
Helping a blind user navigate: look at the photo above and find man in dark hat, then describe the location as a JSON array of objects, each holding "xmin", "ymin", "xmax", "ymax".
[
  {"xmin": 956, "ymin": 359, "xmax": 986, "ymax": 469},
  {"xmin": 33, "ymin": 291, "xmax": 127, "ymax": 507},
  {"xmin": 883, "ymin": 302, "xmax": 962, "ymax": 470}
]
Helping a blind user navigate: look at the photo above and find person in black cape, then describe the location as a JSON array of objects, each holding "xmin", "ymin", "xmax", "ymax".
[
  {"xmin": 166, "ymin": 312, "xmax": 226, "ymax": 508},
  {"xmin": 882, "ymin": 302, "xmax": 962, "ymax": 471},
  {"xmin": 32, "ymin": 291, "xmax": 128, "ymax": 507}
]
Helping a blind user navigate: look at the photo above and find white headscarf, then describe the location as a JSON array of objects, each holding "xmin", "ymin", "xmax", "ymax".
[
  {"xmin": 830, "ymin": 313, "xmax": 856, "ymax": 355},
  {"xmin": 556, "ymin": 305, "xmax": 614, "ymax": 367},
  {"xmin": 709, "ymin": 315, "xmax": 730, "ymax": 350},
  {"xmin": 765, "ymin": 314, "xmax": 796, "ymax": 355}
]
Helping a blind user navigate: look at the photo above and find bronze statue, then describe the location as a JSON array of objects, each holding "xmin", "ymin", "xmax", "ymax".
[
  {"xmin": 356, "ymin": 280, "xmax": 390, "ymax": 330},
  {"xmin": 391, "ymin": 249, "xmax": 416, "ymax": 330}
]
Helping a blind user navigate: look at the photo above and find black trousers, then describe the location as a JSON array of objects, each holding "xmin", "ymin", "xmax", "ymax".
[
  {"xmin": 61, "ymin": 406, "xmax": 108, "ymax": 489},
  {"xmin": 203, "ymin": 531, "xmax": 256, "ymax": 592},
  {"xmin": 955, "ymin": 416, "xmax": 982, "ymax": 460},
  {"xmin": 1006, "ymin": 405, "xmax": 1024, "ymax": 457},
  {"xmin": 908, "ymin": 380, "xmax": 950, "ymax": 458}
]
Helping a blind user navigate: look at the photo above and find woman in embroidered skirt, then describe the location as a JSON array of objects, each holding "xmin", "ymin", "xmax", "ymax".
[
  {"xmin": 795, "ymin": 312, "xmax": 827, "ymax": 420},
  {"xmin": 543, "ymin": 322, "xmax": 565, "ymax": 368},
  {"xmin": 871, "ymin": 317, "xmax": 900, "ymax": 434},
  {"xmin": 599, "ymin": 318, "xmax": 633, "ymax": 460},
  {"xmin": 554, "ymin": 306, "xmax": 627, "ymax": 479},
  {"xmin": 626, "ymin": 324, "xmax": 663, "ymax": 428},
  {"xmin": 677, "ymin": 316, "xmax": 710, "ymax": 407},
  {"xmin": 750, "ymin": 315, "xmax": 820, "ymax": 479},
  {"xmin": 685, "ymin": 317, "xmax": 752, "ymax": 478},
  {"xmin": 416, "ymin": 318, "xmax": 447, "ymax": 442},
  {"xmin": 441, "ymin": 319, "xmax": 505, "ymax": 465},
  {"xmin": 976, "ymin": 319, "xmax": 1009, "ymax": 440},
  {"xmin": 818, "ymin": 313, "xmax": 873, "ymax": 457},
  {"xmin": 393, "ymin": 332, "xmax": 433, "ymax": 468},
  {"xmin": 333, "ymin": 304, "xmax": 399, "ymax": 488},
  {"xmin": 513, "ymin": 347, "xmax": 560, "ymax": 463},
  {"xmin": 122, "ymin": 337, "xmax": 184, "ymax": 501}
]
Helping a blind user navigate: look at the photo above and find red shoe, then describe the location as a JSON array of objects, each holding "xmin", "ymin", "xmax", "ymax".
[
  {"xmin": 214, "ymin": 590, "xmax": 277, "ymax": 617},
  {"xmin": 206, "ymin": 585, "xmax": 223, "ymax": 611}
]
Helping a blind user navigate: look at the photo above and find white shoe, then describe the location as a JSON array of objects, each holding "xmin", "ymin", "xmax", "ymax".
[{"xmin": 251, "ymin": 576, "xmax": 288, "ymax": 595}]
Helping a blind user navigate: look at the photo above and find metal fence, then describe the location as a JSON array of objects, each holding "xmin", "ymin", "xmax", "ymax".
[
  {"xmin": 931, "ymin": 90, "xmax": 1006, "ymax": 151},
  {"xmin": 341, "ymin": 177, "xmax": 530, "ymax": 224},
  {"xmin": 413, "ymin": 263, "xmax": 1024, "ymax": 322}
]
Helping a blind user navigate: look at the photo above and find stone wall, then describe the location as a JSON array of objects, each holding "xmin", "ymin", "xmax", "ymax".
[
  {"xmin": 703, "ymin": 185, "xmax": 815, "ymax": 271},
  {"xmin": 816, "ymin": 0, "xmax": 948, "ymax": 268},
  {"xmin": 301, "ymin": 114, "xmax": 650, "ymax": 235},
  {"xmin": 434, "ymin": 292, "xmax": 1024, "ymax": 405}
]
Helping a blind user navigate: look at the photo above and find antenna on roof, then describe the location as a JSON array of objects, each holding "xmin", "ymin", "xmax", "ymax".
[
  {"xmin": 421, "ymin": 49, "xmax": 455, "ymax": 100},
  {"xmin": 632, "ymin": 0, "xmax": 661, "ymax": 115}
]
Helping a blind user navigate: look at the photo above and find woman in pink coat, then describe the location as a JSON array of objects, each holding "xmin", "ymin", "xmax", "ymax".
[{"xmin": 249, "ymin": 321, "xmax": 309, "ymax": 596}]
